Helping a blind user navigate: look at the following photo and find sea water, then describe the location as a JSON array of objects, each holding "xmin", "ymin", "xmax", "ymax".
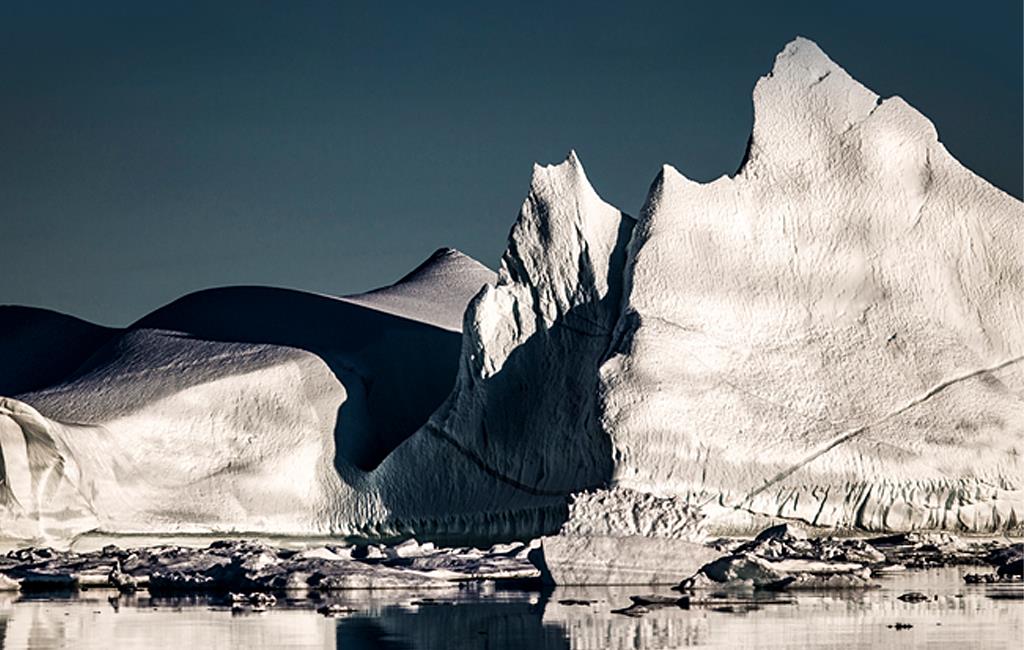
[{"xmin": 0, "ymin": 566, "xmax": 1019, "ymax": 649}]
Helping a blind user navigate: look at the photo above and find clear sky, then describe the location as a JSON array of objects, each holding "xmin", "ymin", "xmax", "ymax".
[{"xmin": 2, "ymin": 1, "xmax": 1021, "ymax": 325}]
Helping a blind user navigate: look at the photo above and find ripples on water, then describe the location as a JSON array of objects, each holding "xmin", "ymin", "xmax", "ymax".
[{"xmin": 0, "ymin": 567, "xmax": 1019, "ymax": 649}]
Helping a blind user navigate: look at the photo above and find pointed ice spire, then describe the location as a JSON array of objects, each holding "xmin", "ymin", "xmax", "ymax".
[
  {"xmin": 461, "ymin": 151, "xmax": 633, "ymax": 379},
  {"xmin": 638, "ymin": 163, "xmax": 697, "ymax": 220},
  {"xmin": 739, "ymin": 37, "xmax": 944, "ymax": 196},
  {"xmin": 526, "ymin": 150, "xmax": 596, "ymax": 206},
  {"xmin": 499, "ymin": 151, "xmax": 631, "ymax": 319}
]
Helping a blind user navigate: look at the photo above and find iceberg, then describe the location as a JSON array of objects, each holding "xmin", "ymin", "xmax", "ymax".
[
  {"xmin": 599, "ymin": 38, "xmax": 1023, "ymax": 534},
  {"xmin": 0, "ymin": 37, "xmax": 1020, "ymax": 545},
  {"xmin": 0, "ymin": 249, "xmax": 498, "ymax": 540}
]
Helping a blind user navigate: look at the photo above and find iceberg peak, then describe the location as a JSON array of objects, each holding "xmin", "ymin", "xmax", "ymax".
[
  {"xmin": 500, "ymin": 151, "xmax": 630, "ymax": 317},
  {"xmin": 743, "ymin": 36, "xmax": 880, "ymax": 174},
  {"xmin": 771, "ymin": 36, "xmax": 841, "ymax": 79},
  {"xmin": 345, "ymin": 247, "xmax": 494, "ymax": 333},
  {"xmin": 525, "ymin": 150, "xmax": 598, "ymax": 217},
  {"xmin": 391, "ymin": 247, "xmax": 493, "ymax": 287}
]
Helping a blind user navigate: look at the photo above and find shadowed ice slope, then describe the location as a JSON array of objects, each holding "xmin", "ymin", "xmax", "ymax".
[
  {"xmin": 600, "ymin": 38, "xmax": 1024, "ymax": 534},
  {"xmin": 0, "ymin": 306, "xmax": 115, "ymax": 396}
]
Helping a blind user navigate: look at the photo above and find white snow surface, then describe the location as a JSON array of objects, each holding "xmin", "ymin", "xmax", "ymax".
[{"xmin": 0, "ymin": 37, "xmax": 1021, "ymax": 544}]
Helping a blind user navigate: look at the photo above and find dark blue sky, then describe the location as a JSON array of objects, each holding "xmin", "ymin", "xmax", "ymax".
[{"xmin": 2, "ymin": 1, "xmax": 1021, "ymax": 325}]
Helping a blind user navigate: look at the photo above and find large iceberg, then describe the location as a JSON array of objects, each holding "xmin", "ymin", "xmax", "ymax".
[
  {"xmin": 599, "ymin": 38, "xmax": 1023, "ymax": 533},
  {"xmin": 0, "ymin": 37, "xmax": 1020, "ymax": 544}
]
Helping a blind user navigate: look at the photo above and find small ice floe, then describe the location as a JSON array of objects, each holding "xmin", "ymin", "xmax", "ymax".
[
  {"xmin": 679, "ymin": 523, "xmax": 1024, "ymax": 594},
  {"xmin": 315, "ymin": 603, "xmax": 357, "ymax": 617},
  {"xmin": 385, "ymin": 539, "xmax": 436, "ymax": 559},
  {"xmin": 610, "ymin": 604, "xmax": 650, "ymax": 617},
  {"xmin": 107, "ymin": 561, "xmax": 138, "ymax": 593},
  {"xmin": 610, "ymin": 594, "xmax": 690, "ymax": 618},
  {"xmin": 679, "ymin": 524, "xmax": 880, "ymax": 590},
  {"xmin": 229, "ymin": 591, "xmax": 277, "ymax": 614},
  {"xmin": 609, "ymin": 589, "xmax": 796, "ymax": 617},
  {"xmin": 990, "ymin": 544, "xmax": 1023, "ymax": 578},
  {"xmin": 682, "ymin": 552, "xmax": 876, "ymax": 590},
  {"xmin": 963, "ymin": 542, "xmax": 1023, "ymax": 585}
]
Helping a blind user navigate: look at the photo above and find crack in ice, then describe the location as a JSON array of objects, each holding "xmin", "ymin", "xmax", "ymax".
[{"xmin": 744, "ymin": 354, "xmax": 1024, "ymax": 502}]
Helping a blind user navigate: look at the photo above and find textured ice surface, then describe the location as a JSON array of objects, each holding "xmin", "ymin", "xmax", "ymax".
[
  {"xmin": 404, "ymin": 152, "xmax": 632, "ymax": 499},
  {"xmin": 533, "ymin": 535, "xmax": 720, "ymax": 586},
  {"xmin": 359, "ymin": 152, "xmax": 633, "ymax": 543},
  {"xmin": 600, "ymin": 38, "xmax": 1023, "ymax": 534},
  {"xmin": 0, "ymin": 37, "xmax": 1021, "ymax": 545},
  {"xmin": 529, "ymin": 488, "xmax": 717, "ymax": 585}
]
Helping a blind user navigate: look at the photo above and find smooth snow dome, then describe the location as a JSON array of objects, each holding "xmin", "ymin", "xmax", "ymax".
[
  {"xmin": 0, "ymin": 37, "xmax": 1021, "ymax": 545},
  {"xmin": 345, "ymin": 248, "xmax": 496, "ymax": 332}
]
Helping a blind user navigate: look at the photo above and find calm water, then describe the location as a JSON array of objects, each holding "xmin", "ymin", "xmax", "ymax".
[{"xmin": 0, "ymin": 567, "xmax": 1019, "ymax": 649}]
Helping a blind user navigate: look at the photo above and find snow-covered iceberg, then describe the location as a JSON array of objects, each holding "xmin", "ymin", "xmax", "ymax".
[{"xmin": 0, "ymin": 37, "xmax": 1020, "ymax": 545}]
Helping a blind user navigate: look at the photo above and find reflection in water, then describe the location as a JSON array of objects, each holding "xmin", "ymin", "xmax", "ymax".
[
  {"xmin": 0, "ymin": 568, "xmax": 1019, "ymax": 649},
  {"xmin": 0, "ymin": 593, "xmax": 336, "ymax": 650},
  {"xmin": 337, "ymin": 599, "xmax": 568, "ymax": 650}
]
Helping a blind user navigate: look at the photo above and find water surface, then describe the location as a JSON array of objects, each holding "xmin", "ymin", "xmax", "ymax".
[{"xmin": 0, "ymin": 567, "xmax": 1019, "ymax": 649}]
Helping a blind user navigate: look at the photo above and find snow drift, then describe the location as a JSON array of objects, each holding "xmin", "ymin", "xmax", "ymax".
[{"xmin": 0, "ymin": 37, "xmax": 1021, "ymax": 544}]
